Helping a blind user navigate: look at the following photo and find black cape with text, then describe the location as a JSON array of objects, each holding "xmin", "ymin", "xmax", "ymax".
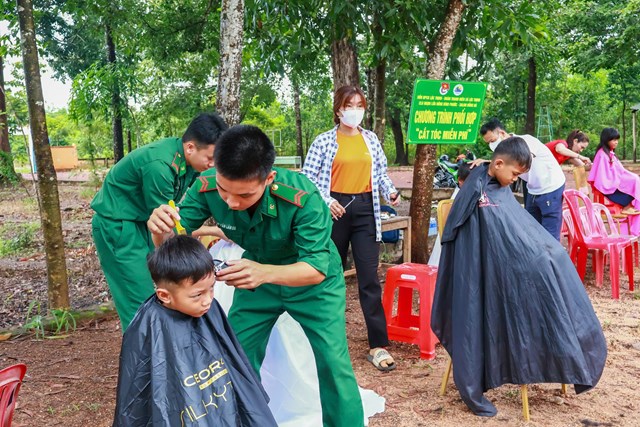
[
  {"xmin": 431, "ymin": 165, "xmax": 607, "ymax": 416},
  {"xmin": 113, "ymin": 296, "xmax": 277, "ymax": 426}
]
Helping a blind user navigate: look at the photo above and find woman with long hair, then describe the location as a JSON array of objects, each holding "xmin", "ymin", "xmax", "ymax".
[
  {"xmin": 546, "ymin": 129, "xmax": 592, "ymax": 166},
  {"xmin": 302, "ymin": 85, "xmax": 400, "ymax": 372}
]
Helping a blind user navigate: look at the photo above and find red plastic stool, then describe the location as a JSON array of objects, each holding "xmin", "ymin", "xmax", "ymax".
[{"xmin": 382, "ymin": 263, "xmax": 439, "ymax": 360}]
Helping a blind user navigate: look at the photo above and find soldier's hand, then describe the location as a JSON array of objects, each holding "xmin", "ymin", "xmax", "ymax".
[
  {"xmin": 215, "ymin": 259, "xmax": 267, "ymax": 290},
  {"xmin": 192, "ymin": 226, "xmax": 232, "ymax": 243},
  {"xmin": 329, "ymin": 201, "xmax": 346, "ymax": 220},
  {"xmin": 469, "ymin": 158, "xmax": 490, "ymax": 169},
  {"xmin": 148, "ymin": 204, "xmax": 180, "ymax": 236}
]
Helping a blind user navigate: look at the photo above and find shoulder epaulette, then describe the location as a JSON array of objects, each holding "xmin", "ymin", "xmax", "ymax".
[
  {"xmin": 170, "ymin": 152, "xmax": 185, "ymax": 174},
  {"xmin": 198, "ymin": 175, "xmax": 218, "ymax": 193},
  {"xmin": 270, "ymin": 182, "xmax": 308, "ymax": 207}
]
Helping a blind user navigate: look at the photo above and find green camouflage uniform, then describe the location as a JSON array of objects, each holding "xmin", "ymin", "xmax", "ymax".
[
  {"xmin": 91, "ymin": 138, "xmax": 198, "ymax": 330},
  {"xmin": 178, "ymin": 167, "xmax": 364, "ymax": 427}
]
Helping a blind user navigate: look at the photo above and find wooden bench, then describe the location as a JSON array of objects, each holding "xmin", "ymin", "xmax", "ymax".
[{"xmin": 273, "ymin": 156, "xmax": 302, "ymax": 168}]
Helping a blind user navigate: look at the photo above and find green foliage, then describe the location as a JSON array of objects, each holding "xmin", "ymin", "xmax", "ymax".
[
  {"xmin": 69, "ymin": 62, "xmax": 137, "ymax": 124},
  {"xmin": 23, "ymin": 301, "xmax": 77, "ymax": 339},
  {"xmin": 24, "ymin": 301, "xmax": 45, "ymax": 339},
  {"xmin": 538, "ymin": 69, "xmax": 617, "ymax": 145},
  {"xmin": 0, "ymin": 221, "xmax": 39, "ymax": 256},
  {"xmin": 0, "ymin": 151, "xmax": 19, "ymax": 184},
  {"xmin": 50, "ymin": 308, "xmax": 77, "ymax": 335}
]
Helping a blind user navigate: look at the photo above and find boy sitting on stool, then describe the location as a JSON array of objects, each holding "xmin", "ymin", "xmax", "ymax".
[
  {"xmin": 431, "ymin": 136, "xmax": 607, "ymax": 417},
  {"xmin": 113, "ymin": 235, "xmax": 277, "ymax": 426}
]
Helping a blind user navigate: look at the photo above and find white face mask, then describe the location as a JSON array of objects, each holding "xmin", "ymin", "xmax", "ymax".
[
  {"xmin": 489, "ymin": 137, "xmax": 502, "ymax": 151},
  {"xmin": 340, "ymin": 108, "xmax": 365, "ymax": 128}
]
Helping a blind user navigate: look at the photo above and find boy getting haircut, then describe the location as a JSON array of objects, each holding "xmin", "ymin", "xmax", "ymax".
[
  {"xmin": 113, "ymin": 236, "xmax": 277, "ymax": 426},
  {"xmin": 491, "ymin": 136, "xmax": 532, "ymax": 170},
  {"xmin": 147, "ymin": 124, "xmax": 366, "ymax": 427},
  {"xmin": 457, "ymin": 162, "xmax": 472, "ymax": 186},
  {"xmin": 148, "ymin": 234, "xmax": 215, "ymax": 289},
  {"xmin": 431, "ymin": 139, "xmax": 607, "ymax": 417}
]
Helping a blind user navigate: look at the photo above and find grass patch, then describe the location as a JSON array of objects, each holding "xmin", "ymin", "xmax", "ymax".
[
  {"xmin": 23, "ymin": 301, "xmax": 78, "ymax": 340},
  {"xmin": 79, "ymin": 186, "xmax": 98, "ymax": 200},
  {"xmin": 0, "ymin": 221, "xmax": 40, "ymax": 257}
]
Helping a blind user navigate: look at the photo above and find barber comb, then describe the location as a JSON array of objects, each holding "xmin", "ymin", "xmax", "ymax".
[{"xmin": 167, "ymin": 200, "xmax": 187, "ymax": 235}]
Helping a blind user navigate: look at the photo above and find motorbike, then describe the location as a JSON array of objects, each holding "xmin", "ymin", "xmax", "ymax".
[{"xmin": 433, "ymin": 150, "xmax": 475, "ymax": 189}]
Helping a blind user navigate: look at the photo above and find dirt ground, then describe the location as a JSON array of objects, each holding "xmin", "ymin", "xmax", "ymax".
[{"xmin": 1, "ymin": 182, "xmax": 639, "ymax": 427}]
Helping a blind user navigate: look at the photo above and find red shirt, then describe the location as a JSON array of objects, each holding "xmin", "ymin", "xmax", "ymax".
[{"xmin": 545, "ymin": 140, "xmax": 571, "ymax": 165}]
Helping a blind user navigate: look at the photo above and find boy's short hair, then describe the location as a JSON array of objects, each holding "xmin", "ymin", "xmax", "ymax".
[
  {"xmin": 491, "ymin": 136, "xmax": 532, "ymax": 170},
  {"xmin": 457, "ymin": 162, "xmax": 472, "ymax": 183},
  {"xmin": 213, "ymin": 124, "xmax": 276, "ymax": 181},
  {"xmin": 147, "ymin": 235, "xmax": 215, "ymax": 287},
  {"xmin": 182, "ymin": 112, "xmax": 228, "ymax": 148}
]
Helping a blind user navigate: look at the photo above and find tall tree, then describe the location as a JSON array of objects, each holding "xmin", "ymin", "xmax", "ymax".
[
  {"xmin": 0, "ymin": 54, "xmax": 19, "ymax": 182},
  {"xmin": 292, "ymin": 76, "xmax": 304, "ymax": 163},
  {"xmin": 331, "ymin": 36, "xmax": 360, "ymax": 89},
  {"xmin": 410, "ymin": 0, "xmax": 465, "ymax": 263},
  {"xmin": 105, "ymin": 22, "xmax": 124, "ymax": 161},
  {"xmin": 217, "ymin": 0, "xmax": 244, "ymax": 125},
  {"xmin": 17, "ymin": 0, "xmax": 69, "ymax": 308},
  {"xmin": 525, "ymin": 56, "xmax": 536, "ymax": 135},
  {"xmin": 37, "ymin": 0, "xmax": 134, "ymax": 161},
  {"xmin": 0, "ymin": 9, "xmax": 19, "ymax": 183},
  {"xmin": 370, "ymin": 7, "xmax": 386, "ymax": 144},
  {"xmin": 327, "ymin": 0, "xmax": 364, "ymax": 89}
]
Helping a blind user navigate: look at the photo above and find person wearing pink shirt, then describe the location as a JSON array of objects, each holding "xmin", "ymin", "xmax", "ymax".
[{"xmin": 588, "ymin": 128, "xmax": 640, "ymax": 233}]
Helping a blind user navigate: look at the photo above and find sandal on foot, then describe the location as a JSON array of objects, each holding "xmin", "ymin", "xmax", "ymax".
[
  {"xmin": 621, "ymin": 207, "xmax": 640, "ymax": 215},
  {"xmin": 367, "ymin": 348, "xmax": 396, "ymax": 372}
]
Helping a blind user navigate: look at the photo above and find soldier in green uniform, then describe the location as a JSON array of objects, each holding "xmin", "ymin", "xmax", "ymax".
[
  {"xmin": 147, "ymin": 125, "xmax": 365, "ymax": 427},
  {"xmin": 91, "ymin": 112, "xmax": 228, "ymax": 331}
]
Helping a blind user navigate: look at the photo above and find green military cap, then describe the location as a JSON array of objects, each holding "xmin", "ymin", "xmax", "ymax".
[{"xmin": 270, "ymin": 182, "xmax": 308, "ymax": 207}]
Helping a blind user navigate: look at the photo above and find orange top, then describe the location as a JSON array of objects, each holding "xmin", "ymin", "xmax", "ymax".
[{"xmin": 331, "ymin": 131, "xmax": 372, "ymax": 193}]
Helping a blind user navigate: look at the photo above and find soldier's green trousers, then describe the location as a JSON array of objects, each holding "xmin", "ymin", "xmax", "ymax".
[
  {"xmin": 92, "ymin": 214, "xmax": 155, "ymax": 331},
  {"xmin": 228, "ymin": 276, "xmax": 365, "ymax": 427}
]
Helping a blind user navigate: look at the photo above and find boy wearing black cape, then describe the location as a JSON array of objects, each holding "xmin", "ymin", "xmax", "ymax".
[
  {"xmin": 113, "ymin": 235, "xmax": 277, "ymax": 426},
  {"xmin": 431, "ymin": 136, "xmax": 607, "ymax": 417}
]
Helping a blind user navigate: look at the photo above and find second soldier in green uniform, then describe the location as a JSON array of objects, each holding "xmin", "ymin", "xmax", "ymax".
[
  {"xmin": 91, "ymin": 112, "xmax": 228, "ymax": 330},
  {"xmin": 148, "ymin": 125, "xmax": 365, "ymax": 427}
]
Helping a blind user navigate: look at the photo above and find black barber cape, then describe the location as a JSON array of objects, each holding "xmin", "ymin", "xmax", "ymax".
[
  {"xmin": 431, "ymin": 165, "xmax": 607, "ymax": 416},
  {"xmin": 113, "ymin": 295, "xmax": 277, "ymax": 426}
]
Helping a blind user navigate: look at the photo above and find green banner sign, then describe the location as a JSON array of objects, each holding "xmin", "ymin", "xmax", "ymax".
[{"xmin": 407, "ymin": 79, "xmax": 487, "ymax": 144}]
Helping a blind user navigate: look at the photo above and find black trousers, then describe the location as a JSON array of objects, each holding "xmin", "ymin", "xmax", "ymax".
[{"xmin": 331, "ymin": 191, "xmax": 389, "ymax": 349}]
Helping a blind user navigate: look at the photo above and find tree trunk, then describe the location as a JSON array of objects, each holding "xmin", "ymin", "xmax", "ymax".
[
  {"xmin": 330, "ymin": 37, "xmax": 360, "ymax": 90},
  {"xmin": 17, "ymin": 0, "xmax": 69, "ymax": 309},
  {"xmin": 127, "ymin": 129, "xmax": 132, "ymax": 153},
  {"xmin": 292, "ymin": 76, "xmax": 304, "ymax": 164},
  {"xmin": 389, "ymin": 109, "xmax": 408, "ymax": 165},
  {"xmin": 0, "ymin": 55, "xmax": 19, "ymax": 182},
  {"xmin": 373, "ymin": 60, "xmax": 386, "ymax": 144},
  {"xmin": 525, "ymin": 56, "xmax": 536, "ymax": 136},
  {"xmin": 364, "ymin": 67, "xmax": 374, "ymax": 129},
  {"xmin": 217, "ymin": 0, "xmax": 244, "ymax": 126},
  {"xmin": 105, "ymin": 23, "xmax": 124, "ymax": 163},
  {"xmin": 410, "ymin": 0, "xmax": 465, "ymax": 264}
]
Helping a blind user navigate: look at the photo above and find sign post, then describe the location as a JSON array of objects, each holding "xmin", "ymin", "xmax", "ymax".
[{"xmin": 407, "ymin": 80, "xmax": 487, "ymax": 145}]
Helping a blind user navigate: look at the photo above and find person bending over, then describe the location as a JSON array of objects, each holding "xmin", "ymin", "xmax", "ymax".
[{"xmin": 147, "ymin": 125, "xmax": 365, "ymax": 427}]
